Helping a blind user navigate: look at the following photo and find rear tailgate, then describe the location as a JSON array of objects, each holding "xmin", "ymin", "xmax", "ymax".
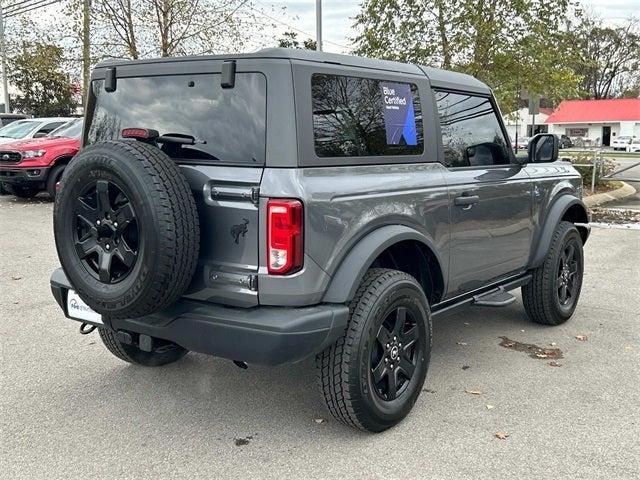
[{"xmin": 181, "ymin": 165, "xmax": 262, "ymax": 307}]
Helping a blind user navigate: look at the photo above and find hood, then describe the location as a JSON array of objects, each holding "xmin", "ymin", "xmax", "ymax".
[{"xmin": 0, "ymin": 136, "xmax": 80, "ymax": 151}]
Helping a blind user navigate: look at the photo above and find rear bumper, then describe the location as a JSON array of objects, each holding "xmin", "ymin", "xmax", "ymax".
[
  {"xmin": 50, "ymin": 268, "xmax": 349, "ymax": 366},
  {"xmin": 0, "ymin": 165, "xmax": 49, "ymax": 187}
]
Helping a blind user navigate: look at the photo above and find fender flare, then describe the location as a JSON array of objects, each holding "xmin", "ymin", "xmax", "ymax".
[
  {"xmin": 322, "ymin": 225, "xmax": 444, "ymax": 304},
  {"xmin": 529, "ymin": 195, "xmax": 589, "ymax": 268}
]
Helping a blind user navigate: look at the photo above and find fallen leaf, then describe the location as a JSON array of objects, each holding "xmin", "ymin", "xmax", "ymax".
[
  {"xmin": 494, "ymin": 431, "xmax": 509, "ymax": 440},
  {"xmin": 548, "ymin": 361, "xmax": 562, "ymax": 367},
  {"xmin": 550, "ymin": 342, "xmax": 557, "ymax": 346},
  {"xmin": 575, "ymin": 335, "xmax": 588, "ymax": 342},
  {"xmin": 10, "ymin": 276, "xmax": 22, "ymax": 281},
  {"xmin": 465, "ymin": 389, "xmax": 482, "ymax": 395},
  {"xmin": 457, "ymin": 342, "xmax": 468, "ymax": 346},
  {"xmin": 535, "ymin": 353, "xmax": 549, "ymax": 358},
  {"xmin": 462, "ymin": 365, "xmax": 471, "ymax": 370},
  {"xmin": 314, "ymin": 418, "xmax": 324, "ymax": 424},
  {"xmin": 422, "ymin": 388, "xmax": 436, "ymax": 394},
  {"xmin": 624, "ymin": 345, "xmax": 632, "ymax": 351},
  {"xmin": 464, "ymin": 322, "xmax": 470, "ymax": 326},
  {"xmin": 486, "ymin": 404, "xmax": 494, "ymax": 410}
]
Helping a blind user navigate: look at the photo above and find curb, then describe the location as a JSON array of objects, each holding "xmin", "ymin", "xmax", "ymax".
[{"xmin": 583, "ymin": 182, "xmax": 636, "ymax": 207}]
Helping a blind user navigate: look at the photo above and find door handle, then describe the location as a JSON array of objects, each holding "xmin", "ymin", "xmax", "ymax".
[{"xmin": 454, "ymin": 195, "xmax": 480, "ymax": 207}]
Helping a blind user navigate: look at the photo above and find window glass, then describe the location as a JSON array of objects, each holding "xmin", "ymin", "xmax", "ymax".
[
  {"xmin": 50, "ymin": 119, "xmax": 84, "ymax": 139},
  {"xmin": 434, "ymin": 91, "xmax": 510, "ymax": 168},
  {"xmin": 312, "ymin": 74, "xmax": 423, "ymax": 158},
  {"xmin": 86, "ymin": 73, "xmax": 267, "ymax": 164},
  {"xmin": 39, "ymin": 122, "xmax": 65, "ymax": 134},
  {"xmin": 0, "ymin": 120, "xmax": 41, "ymax": 139}
]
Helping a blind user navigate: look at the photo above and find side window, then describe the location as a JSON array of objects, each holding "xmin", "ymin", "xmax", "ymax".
[
  {"xmin": 311, "ymin": 74, "xmax": 423, "ymax": 158},
  {"xmin": 38, "ymin": 122, "xmax": 65, "ymax": 134},
  {"xmin": 434, "ymin": 91, "xmax": 510, "ymax": 168}
]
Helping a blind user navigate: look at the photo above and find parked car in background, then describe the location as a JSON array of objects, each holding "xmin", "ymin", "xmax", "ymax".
[
  {"xmin": 627, "ymin": 138, "xmax": 640, "ymax": 153},
  {"xmin": 0, "ymin": 118, "xmax": 82, "ymax": 198},
  {"xmin": 557, "ymin": 134, "xmax": 573, "ymax": 149},
  {"xmin": 611, "ymin": 135, "xmax": 633, "ymax": 151},
  {"xmin": 512, "ymin": 136, "xmax": 530, "ymax": 151},
  {"xmin": 0, "ymin": 117, "xmax": 74, "ymax": 145},
  {"xmin": 0, "ymin": 113, "xmax": 28, "ymax": 127}
]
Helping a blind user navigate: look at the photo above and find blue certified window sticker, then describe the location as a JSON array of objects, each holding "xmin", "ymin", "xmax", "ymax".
[{"xmin": 380, "ymin": 82, "xmax": 418, "ymax": 146}]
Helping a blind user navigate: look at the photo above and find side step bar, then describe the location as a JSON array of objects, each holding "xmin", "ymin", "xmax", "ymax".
[
  {"xmin": 473, "ymin": 287, "xmax": 516, "ymax": 307},
  {"xmin": 432, "ymin": 274, "xmax": 531, "ymax": 318}
]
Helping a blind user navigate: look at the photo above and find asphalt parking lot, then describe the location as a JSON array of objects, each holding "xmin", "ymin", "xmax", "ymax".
[{"xmin": 1, "ymin": 194, "xmax": 639, "ymax": 480}]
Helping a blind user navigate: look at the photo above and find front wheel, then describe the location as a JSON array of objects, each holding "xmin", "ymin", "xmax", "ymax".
[
  {"xmin": 98, "ymin": 328, "xmax": 188, "ymax": 366},
  {"xmin": 522, "ymin": 221, "xmax": 584, "ymax": 325},
  {"xmin": 317, "ymin": 268, "xmax": 432, "ymax": 432}
]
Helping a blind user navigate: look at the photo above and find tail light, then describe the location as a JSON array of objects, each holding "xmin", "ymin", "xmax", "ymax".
[{"xmin": 267, "ymin": 199, "xmax": 303, "ymax": 275}]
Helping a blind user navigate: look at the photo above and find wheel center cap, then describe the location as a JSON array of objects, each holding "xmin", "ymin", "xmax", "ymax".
[{"xmin": 390, "ymin": 346, "xmax": 399, "ymax": 360}]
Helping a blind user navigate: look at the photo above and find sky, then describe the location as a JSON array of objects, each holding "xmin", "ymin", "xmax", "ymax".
[{"xmin": 270, "ymin": 0, "xmax": 640, "ymax": 53}]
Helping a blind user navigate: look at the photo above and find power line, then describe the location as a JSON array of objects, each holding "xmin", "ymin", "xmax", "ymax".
[
  {"xmin": 4, "ymin": 0, "xmax": 56, "ymax": 16},
  {"xmin": 250, "ymin": 0, "xmax": 350, "ymax": 50},
  {"xmin": 5, "ymin": 0, "xmax": 64, "ymax": 17}
]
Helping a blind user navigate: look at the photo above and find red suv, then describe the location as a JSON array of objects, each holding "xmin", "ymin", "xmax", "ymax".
[{"xmin": 0, "ymin": 118, "xmax": 82, "ymax": 198}]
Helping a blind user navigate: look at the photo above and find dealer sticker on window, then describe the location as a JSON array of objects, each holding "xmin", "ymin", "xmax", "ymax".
[
  {"xmin": 66, "ymin": 290, "xmax": 103, "ymax": 324},
  {"xmin": 380, "ymin": 82, "xmax": 418, "ymax": 146}
]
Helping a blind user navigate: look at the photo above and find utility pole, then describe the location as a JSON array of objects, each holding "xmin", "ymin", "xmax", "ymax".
[
  {"xmin": 0, "ymin": 1, "xmax": 10, "ymax": 113},
  {"xmin": 315, "ymin": 0, "xmax": 322, "ymax": 51},
  {"xmin": 82, "ymin": 0, "xmax": 90, "ymax": 106}
]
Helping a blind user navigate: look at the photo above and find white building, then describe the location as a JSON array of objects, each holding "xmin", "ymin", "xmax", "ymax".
[{"xmin": 545, "ymin": 99, "xmax": 640, "ymax": 146}]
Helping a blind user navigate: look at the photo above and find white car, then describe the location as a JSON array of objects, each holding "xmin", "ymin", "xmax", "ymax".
[
  {"xmin": 611, "ymin": 135, "xmax": 633, "ymax": 151},
  {"xmin": 0, "ymin": 117, "xmax": 74, "ymax": 145},
  {"xmin": 627, "ymin": 139, "xmax": 640, "ymax": 153}
]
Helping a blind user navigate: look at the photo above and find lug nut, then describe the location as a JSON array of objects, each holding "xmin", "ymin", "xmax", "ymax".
[
  {"xmin": 114, "ymin": 222, "xmax": 118, "ymax": 228},
  {"xmin": 384, "ymin": 358, "xmax": 389, "ymax": 363},
  {"xmin": 399, "ymin": 343, "xmax": 402, "ymax": 348},
  {"xmin": 386, "ymin": 343, "xmax": 390, "ymax": 348},
  {"xmin": 390, "ymin": 364, "xmax": 394, "ymax": 369},
  {"xmin": 105, "ymin": 244, "xmax": 110, "ymax": 250},
  {"xmin": 96, "ymin": 220, "xmax": 101, "ymax": 225},
  {"xmin": 393, "ymin": 336, "xmax": 397, "ymax": 341}
]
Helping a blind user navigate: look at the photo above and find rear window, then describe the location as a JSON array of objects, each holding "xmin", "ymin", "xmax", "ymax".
[
  {"xmin": 86, "ymin": 73, "xmax": 266, "ymax": 164},
  {"xmin": 311, "ymin": 74, "xmax": 423, "ymax": 158}
]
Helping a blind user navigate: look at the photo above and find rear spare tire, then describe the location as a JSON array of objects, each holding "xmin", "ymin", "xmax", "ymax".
[{"xmin": 54, "ymin": 141, "xmax": 199, "ymax": 319}]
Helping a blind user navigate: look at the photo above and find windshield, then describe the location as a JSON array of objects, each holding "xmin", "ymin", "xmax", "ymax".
[
  {"xmin": 0, "ymin": 120, "xmax": 41, "ymax": 139},
  {"xmin": 86, "ymin": 73, "xmax": 267, "ymax": 165},
  {"xmin": 49, "ymin": 118, "xmax": 83, "ymax": 139}
]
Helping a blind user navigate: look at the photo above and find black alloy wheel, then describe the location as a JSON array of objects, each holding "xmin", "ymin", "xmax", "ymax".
[
  {"xmin": 370, "ymin": 305, "xmax": 421, "ymax": 401},
  {"xmin": 556, "ymin": 241, "xmax": 579, "ymax": 308},
  {"xmin": 73, "ymin": 179, "xmax": 139, "ymax": 284}
]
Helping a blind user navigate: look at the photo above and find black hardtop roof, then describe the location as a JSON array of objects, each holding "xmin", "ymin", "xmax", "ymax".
[{"xmin": 94, "ymin": 48, "xmax": 490, "ymax": 93}]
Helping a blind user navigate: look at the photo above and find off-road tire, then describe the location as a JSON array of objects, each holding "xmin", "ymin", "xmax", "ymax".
[
  {"xmin": 316, "ymin": 268, "xmax": 432, "ymax": 432},
  {"xmin": 0, "ymin": 182, "xmax": 10, "ymax": 195},
  {"xmin": 54, "ymin": 140, "xmax": 199, "ymax": 319},
  {"xmin": 98, "ymin": 328, "xmax": 188, "ymax": 366},
  {"xmin": 46, "ymin": 162, "xmax": 67, "ymax": 198},
  {"xmin": 522, "ymin": 221, "xmax": 584, "ymax": 325}
]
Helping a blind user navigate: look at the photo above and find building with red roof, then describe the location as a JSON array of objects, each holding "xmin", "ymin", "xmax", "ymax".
[{"xmin": 545, "ymin": 98, "xmax": 640, "ymax": 146}]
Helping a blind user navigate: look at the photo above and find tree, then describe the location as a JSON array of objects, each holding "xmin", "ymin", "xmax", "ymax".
[
  {"xmin": 9, "ymin": 42, "xmax": 76, "ymax": 116},
  {"xmin": 277, "ymin": 30, "xmax": 317, "ymax": 50},
  {"xmin": 352, "ymin": 0, "xmax": 582, "ymax": 112},
  {"xmin": 568, "ymin": 16, "xmax": 640, "ymax": 99}
]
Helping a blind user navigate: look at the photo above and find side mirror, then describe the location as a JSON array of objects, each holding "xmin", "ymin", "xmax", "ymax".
[
  {"xmin": 528, "ymin": 133, "xmax": 559, "ymax": 163},
  {"xmin": 33, "ymin": 132, "xmax": 48, "ymax": 138}
]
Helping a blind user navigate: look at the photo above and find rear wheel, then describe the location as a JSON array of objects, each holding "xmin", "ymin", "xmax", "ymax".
[
  {"xmin": 98, "ymin": 328, "xmax": 188, "ymax": 367},
  {"xmin": 522, "ymin": 221, "xmax": 584, "ymax": 325},
  {"xmin": 317, "ymin": 268, "xmax": 432, "ymax": 432}
]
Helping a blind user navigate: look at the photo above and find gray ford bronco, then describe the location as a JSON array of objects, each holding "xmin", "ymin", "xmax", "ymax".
[{"xmin": 51, "ymin": 49, "xmax": 590, "ymax": 432}]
